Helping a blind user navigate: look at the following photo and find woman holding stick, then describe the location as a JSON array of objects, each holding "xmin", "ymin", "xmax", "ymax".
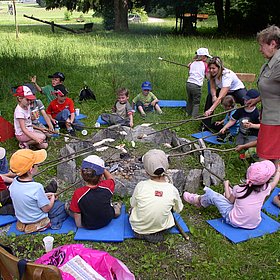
[
  {"xmin": 203, "ymin": 56, "xmax": 247, "ymax": 130},
  {"xmin": 246, "ymin": 25, "xmax": 280, "ymax": 162}
]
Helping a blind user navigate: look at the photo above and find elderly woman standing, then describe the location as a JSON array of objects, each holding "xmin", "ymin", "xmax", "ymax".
[
  {"xmin": 203, "ymin": 56, "xmax": 247, "ymax": 129},
  {"xmin": 247, "ymin": 25, "xmax": 280, "ymax": 161}
]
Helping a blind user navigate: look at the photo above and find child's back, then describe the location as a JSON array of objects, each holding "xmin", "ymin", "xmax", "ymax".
[{"xmin": 187, "ymin": 60, "xmax": 208, "ymax": 86}]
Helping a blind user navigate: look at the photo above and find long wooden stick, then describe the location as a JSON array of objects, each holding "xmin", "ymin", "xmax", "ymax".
[
  {"xmin": 168, "ymin": 147, "xmax": 236, "ymax": 158},
  {"xmin": 55, "ymin": 179, "xmax": 83, "ymax": 196},
  {"xmin": 173, "ymin": 214, "xmax": 189, "ymax": 241},
  {"xmin": 142, "ymin": 105, "xmax": 246, "ymax": 138}
]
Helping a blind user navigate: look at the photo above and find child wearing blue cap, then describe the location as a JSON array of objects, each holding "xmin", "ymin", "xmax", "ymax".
[
  {"xmin": 132, "ymin": 81, "xmax": 162, "ymax": 117},
  {"xmin": 67, "ymin": 155, "xmax": 121, "ymax": 229},
  {"xmin": 219, "ymin": 89, "xmax": 260, "ymax": 145}
]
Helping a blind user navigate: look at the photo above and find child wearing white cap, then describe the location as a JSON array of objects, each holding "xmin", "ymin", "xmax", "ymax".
[
  {"xmin": 186, "ymin": 47, "xmax": 211, "ymax": 117},
  {"xmin": 129, "ymin": 149, "xmax": 183, "ymax": 243},
  {"xmin": 67, "ymin": 155, "xmax": 121, "ymax": 229},
  {"xmin": 184, "ymin": 160, "xmax": 280, "ymax": 229}
]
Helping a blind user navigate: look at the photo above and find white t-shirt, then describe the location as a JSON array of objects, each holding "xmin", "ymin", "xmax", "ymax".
[
  {"xmin": 187, "ymin": 61, "xmax": 207, "ymax": 86},
  {"xmin": 215, "ymin": 68, "xmax": 244, "ymax": 91},
  {"xmin": 14, "ymin": 104, "xmax": 33, "ymax": 136},
  {"xmin": 129, "ymin": 179, "xmax": 183, "ymax": 234}
]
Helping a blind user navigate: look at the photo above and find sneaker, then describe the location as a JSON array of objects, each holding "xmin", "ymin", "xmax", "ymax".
[
  {"xmin": 68, "ymin": 129, "xmax": 76, "ymax": 137},
  {"xmin": 45, "ymin": 179, "xmax": 58, "ymax": 193},
  {"xmin": 183, "ymin": 192, "xmax": 201, "ymax": 207}
]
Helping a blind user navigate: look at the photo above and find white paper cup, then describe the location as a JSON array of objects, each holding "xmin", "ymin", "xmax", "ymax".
[
  {"xmin": 75, "ymin": 108, "xmax": 80, "ymax": 116},
  {"xmin": 43, "ymin": 236, "xmax": 54, "ymax": 252}
]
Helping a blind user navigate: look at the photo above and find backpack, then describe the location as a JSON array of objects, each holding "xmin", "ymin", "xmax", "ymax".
[{"xmin": 79, "ymin": 85, "xmax": 96, "ymax": 101}]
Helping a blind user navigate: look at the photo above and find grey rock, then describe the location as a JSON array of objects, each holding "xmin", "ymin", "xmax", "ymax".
[{"xmin": 184, "ymin": 169, "xmax": 203, "ymax": 193}]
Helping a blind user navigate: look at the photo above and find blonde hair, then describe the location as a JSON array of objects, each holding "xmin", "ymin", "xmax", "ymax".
[
  {"xmin": 222, "ymin": 95, "xmax": 235, "ymax": 108},
  {"xmin": 117, "ymin": 88, "xmax": 129, "ymax": 97},
  {"xmin": 257, "ymin": 25, "xmax": 280, "ymax": 49}
]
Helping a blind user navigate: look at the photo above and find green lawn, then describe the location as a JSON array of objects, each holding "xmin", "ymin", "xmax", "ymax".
[{"xmin": 0, "ymin": 4, "xmax": 278, "ymax": 280}]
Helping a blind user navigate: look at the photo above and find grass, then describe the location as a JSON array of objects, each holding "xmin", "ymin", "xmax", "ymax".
[{"xmin": 0, "ymin": 4, "xmax": 279, "ymax": 280}]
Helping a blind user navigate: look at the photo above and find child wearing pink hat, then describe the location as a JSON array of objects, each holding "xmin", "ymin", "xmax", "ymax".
[{"xmin": 184, "ymin": 160, "xmax": 280, "ymax": 229}]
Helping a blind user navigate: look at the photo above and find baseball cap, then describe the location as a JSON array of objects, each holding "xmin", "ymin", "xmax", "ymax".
[
  {"xmin": 10, "ymin": 149, "xmax": 47, "ymax": 176},
  {"xmin": 14, "ymin": 86, "xmax": 36, "ymax": 100},
  {"xmin": 246, "ymin": 160, "xmax": 276, "ymax": 186},
  {"xmin": 142, "ymin": 149, "xmax": 169, "ymax": 176},
  {"xmin": 0, "ymin": 147, "xmax": 6, "ymax": 160},
  {"xmin": 141, "ymin": 81, "xmax": 152, "ymax": 91},
  {"xmin": 81, "ymin": 155, "xmax": 105, "ymax": 175},
  {"xmin": 48, "ymin": 72, "xmax": 65, "ymax": 81},
  {"xmin": 243, "ymin": 89, "xmax": 260, "ymax": 100},
  {"xmin": 53, "ymin": 84, "xmax": 68, "ymax": 97},
  {"xmin": 196, "ymin": 48, "xmax": 212, "ymax": 58}
]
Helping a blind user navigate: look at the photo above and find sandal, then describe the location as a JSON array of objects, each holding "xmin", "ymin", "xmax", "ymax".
[
  {"xmin": 24, "ymin": 217, "xmax": 51, "ymax": 234},
  {"xmin": 16, "ymin": 220, "xmax": 26, "ymax": 232}
]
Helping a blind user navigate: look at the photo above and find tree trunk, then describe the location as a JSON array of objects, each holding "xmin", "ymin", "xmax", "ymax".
[
  {"xmin": 224, "ymin": 0, "xmax": 230, "ymax": 29},
  {"xmin": 214, "ymin": 0, "xmax": 224, "ymax": 32},
  {"xmin": 114, "ymin": 0, "xmax": 128, "ymax": 31}
]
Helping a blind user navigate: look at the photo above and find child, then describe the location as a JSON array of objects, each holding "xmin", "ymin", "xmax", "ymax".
[
  {"xmin": 9, "ymin": 149, "xmax": 67, "ymax": 233},
  {"xmin": 186, "ymin": 47, "xmax": 211, "ymax": 117},
  {"xmin": 100, "ymin": 88, "xmax": 134, "ymax": 127},
  {"xmin": 129, "ymin": 149, "xmax": 183, "ymax": 243},
  {"xmin": 46, "ymin": 84, "xmax": 76, "ymax": 136},
  {"xmin": 212, "ymin": 95, "xmax": 240, "ymax": 142},
  {"xmin": 66, "ymin": 155, "xmax": 121, "ymax": 229},
  {"xmin": 219, "ymin": 89, "xmax": 260, "ymax": 145},
  {"xmin": 31, "ymin": 72, "xmax": 65, "ymax": 103},
  {"xmin": 132, "ymin": 81, "xmax": 162, "ymax": 117},
  {"xmin": 14, "ymin": 86, "xmax": 48, "ymax": 149},
  {"xmin": 184, "ymin": 160, "xmax": 280, "ymax": 229}
]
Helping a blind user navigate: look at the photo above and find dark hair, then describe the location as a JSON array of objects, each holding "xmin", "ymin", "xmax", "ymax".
[
  {"xmin": 153, "ymin": 168, "xmax": 165, "ymax": 176},
  {"xmin": 237, "ymin": 182, "xmax": 268, "ymax": 199},
  {"xmin": 81, "ymin": 168, "xmax": 101, "ymax": 185},
  {"xmin": 117, "ymin": 88, "xmax": 129, "ymax": 97},
  {"xmin": 222, "ymin": 95, "xmax": 235, "ymax": 108}
]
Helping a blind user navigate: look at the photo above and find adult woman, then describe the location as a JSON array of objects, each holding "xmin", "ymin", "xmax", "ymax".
[
  {"xmin": 247, "ymin": 25, "xmax": 280, "ymax": 161},
  {"xmin": 203, "ymin": 56, "xmax": 247, "ymax": 129}
]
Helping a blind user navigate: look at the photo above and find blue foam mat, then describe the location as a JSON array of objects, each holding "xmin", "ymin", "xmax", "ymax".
[
  {"xmin": 74, "ymin": 205, "xmax": 126, "ymax": 242},
  {"xmin": 191, "ymin": 131, "xmax": 227, "ymax": 145},
  {"xmin": 262, "ymin": 187, "xmax": 280, "ymax": 217},
  {"xmin": 0, "ymin": 215, "xmax": 17, "ymax": 227},
  {"xmin": 207, "ymin": 212, "xmax": 280, "ymax": 243},
  {"xmin": 158, "ymin": 100, "xmax": 187, "ymax": 107},
  {"xmin": 124, "ymin": 212, "xmax": 189, "ymax": 239},
  {"xmin": 38, "ymin": 113, "xmax": 87, "ymax": 125},
  {"xmin": 7, "ymin": 216, "xmax": 77, "ymax": 236},
  {"xmin": 96, "ymin": 115, "xmax": 108, "ymax": 125}
]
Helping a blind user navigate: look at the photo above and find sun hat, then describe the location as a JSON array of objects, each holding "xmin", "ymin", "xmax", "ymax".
[
  {"xmin": 81, "ymin": 155, "xmax": 105, "ymax": 175},
  {"xmin": 10, "ymin": 149, "xmax": 47, "ymax": 176},
  {"xmin": 53, "ymin": 84, "xmax": 68, "ymax": 97},
  {"xmin": 14, "ymin": 86, "xmax": 36, "ymax": 100},
  {"xmin": 246, "ymin": 160, "xmax": 276, "ymax": 186},
  {"xmin": 142, "ymin": 149, "xmax": 169, "ymax": 176},
  {"xmin": 196, "ymin": 48, "xmax": 212, "ymax": 58},
  {"xmin": 0, "ymin": 147, "xmax": 6, "ymax": 160},
  {"xmin": 243, "ymin": 89, "xmax": 260, "ymax": 100},
  {"xmin": 48, "ymin": 72, "xmax": 65, "ymax": 81},
  {"xmin": 141, "ymin": 81, "xmax": 152, "ymax": 91}
]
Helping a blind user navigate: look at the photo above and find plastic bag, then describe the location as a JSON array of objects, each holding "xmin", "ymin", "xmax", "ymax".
[{"xmin": 35, "ymin": 244, "xmax": 135, "ymax": 280}]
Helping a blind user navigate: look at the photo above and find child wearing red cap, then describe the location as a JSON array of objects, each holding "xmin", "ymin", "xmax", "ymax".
[
  {"xmin": 14, "ymin": 86, "xmax": 48, "ymax": 149},
  {"xmin": 184, "ymin": 160, "xmax": 280, "ymax": 229}
]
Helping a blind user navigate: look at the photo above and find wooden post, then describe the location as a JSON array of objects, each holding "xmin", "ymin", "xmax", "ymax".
[
  {"xmin": 12, "ymin": 0, "xmax": 19, "ymax": 39},
  {"xmin": 51, "ymin": 21, "xmax": 55, "ymax": 33}
]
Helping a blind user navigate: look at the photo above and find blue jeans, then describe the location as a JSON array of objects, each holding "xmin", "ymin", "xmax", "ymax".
[
  {"xmin": 200, "ymin": 187, "xmax": 237, "ymax": 227},
  {"xmin": 0, "ymin": 157, "xmax": 9, "ymax": 174}
]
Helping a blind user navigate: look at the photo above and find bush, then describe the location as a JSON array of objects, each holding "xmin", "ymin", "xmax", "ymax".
[
  {"xmin": 129, "ymin": 7, "xmax": 148, "ymax": 22},
  {"xmin": 64, "ymin": 10, "xmax": 72, "ymax": 21}
]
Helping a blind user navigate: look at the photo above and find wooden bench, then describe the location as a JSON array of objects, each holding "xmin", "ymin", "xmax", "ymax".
[
  {"xmin": 184, "ymin": 13, "xmax": 209, "ymax": 21},
  {"xmin": 236, "ymin": 73, "xmax": 256, "ymax": 89}
]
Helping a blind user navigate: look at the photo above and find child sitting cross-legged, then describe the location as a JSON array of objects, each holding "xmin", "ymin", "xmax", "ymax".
[
  {"xmin": 132, "ymin": 81, "xmax": 162, "ymax": 118},
  {"xmin": 129, "ymin": 149, "xmax": 183, "ymax": 243},
  {"xmin": 66, "ymin": 155, "xmax": 122, "ymax": 229},
  {"xmin": 184, "ymin": 160, "xmax": 280, "ymax": 229},
  {"xmin": 9, "ymin": 149, "xmax": 67, "ymax": 233},
  {"xmin": 100, "ymin": 87, "xmax": 134, "ymax": 127}
]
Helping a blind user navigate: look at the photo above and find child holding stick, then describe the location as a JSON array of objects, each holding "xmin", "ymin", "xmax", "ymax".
[{"xmin": 184, "ymin": 160, "xmax": 280, "ymax": 229}]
